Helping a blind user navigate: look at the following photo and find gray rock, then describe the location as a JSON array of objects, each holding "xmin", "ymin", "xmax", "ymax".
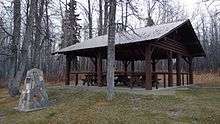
[{"xmin": 17, "ymin": 68, "xmax": 49, "ymax": 112}]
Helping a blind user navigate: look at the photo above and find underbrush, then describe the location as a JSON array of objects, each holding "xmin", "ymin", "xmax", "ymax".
[{"xmin": 194, "ymin": 73, "xmax": 220, "ymax": 87}]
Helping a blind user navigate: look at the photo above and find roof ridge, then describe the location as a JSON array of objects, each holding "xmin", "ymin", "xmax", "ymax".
[
  {"xmin": 125, "ymin": 19, "xmax": 187, "ymax": 31},
  {"xmin": 84, "ymin": 19, "xmax": 188, "ymax": 41},
  {"xmin": 53, "ymin": 19, "xmax": 190, "ymax": 54}
]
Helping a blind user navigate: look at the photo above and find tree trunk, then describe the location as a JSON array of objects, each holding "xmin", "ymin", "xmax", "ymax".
[
  {"xmin": 103, "ymin": 0, "xmax": 109, "ymax": 35},
  {"xmin": 32, "ymin": 0, "xmax": 44, "ymax": 68},
  {"xmin": 15, "ymin": 0, "xmax": 36, "ymax": 92},
  {"xmin": 98, "ymin": 0, "xmax": 103, "ymax": 36},
  {"xmin": 106, "ymin": 0, "xmax": 116, "ymax": 101},
  {"xmin": 125, "ymin": 0, "xmax": 128, "ymax": 31},
  {"xmin": 88, "ymin": 0, "xmax": 92, "ymax": 38},
  {"xmin": 8, "ymin": 0, "xmax": 21, "ymax": 97},
  {"xmin": 12, "ymin": 0, "xmax": 21, "ymax": 76}
]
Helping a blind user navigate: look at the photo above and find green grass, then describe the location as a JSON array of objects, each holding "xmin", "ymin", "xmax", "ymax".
[{"xmin": 0, "ymin": 85, "xmax": 220, "ymax": 124}]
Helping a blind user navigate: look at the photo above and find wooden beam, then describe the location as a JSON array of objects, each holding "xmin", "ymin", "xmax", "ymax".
[
  {"xmin": 176, "ymin": 54, "xmax": 181, "ymax": 86},
  {"xmin": 145, "ymin": 43, "xmax": 152, "ymax": 90},
  {"xmin": 188, "ymin": 57, "xmax": 194, "ymax": 84},
  {"xmin": 165, "ymin": 37, "xmax": 187, "ymax": 49},
  {"xmin": 152, "ymin": 37, "xmax": 191, "ymax": 56},
  {"xmin": 65, "ymin": 55, "xmax": 71, "ymax": 85},
  {"xmin": 168, "ymin": 51, "xmax": 173, "ymax": 87},
  {"xmin": 152, "ymin": 42, "xmax": 189, "ymax": 56}
]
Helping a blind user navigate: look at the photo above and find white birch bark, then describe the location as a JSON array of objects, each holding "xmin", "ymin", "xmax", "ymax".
[
  {"xmin": 8, "ymin": 0, "xmax": 21, "ymax": 97},
  {"xmin": 106, "ymin": 0, "xmax": 116, "ymax": 101}
]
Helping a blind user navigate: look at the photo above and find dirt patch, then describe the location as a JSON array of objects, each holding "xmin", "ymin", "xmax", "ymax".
[
  {"xmin": 95, "ymin": 101, "xmax": 110, "ymax": 108},
  {"xmin": 167, "ymin": 108, "xmax": 183, "ymax": 119}
]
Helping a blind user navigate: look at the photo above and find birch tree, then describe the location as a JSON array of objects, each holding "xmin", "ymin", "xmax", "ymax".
[
  {"xmin": 8, "ymin": 0, "xmax": 21, "ymax": 97},
  {"xmin": 103, "ymin": 0, "xmax": 109, "ymax": 35},
  {"xmin": 88, "ymin": 0, "xmax": 93, "ymax": 38},
  {"xmin": 98, "ymin": 0, "xmax": 103, "ymax": 36},
  {"xmin": 106, "ymin": 0, "xmax": 116, "ymax": 101}
]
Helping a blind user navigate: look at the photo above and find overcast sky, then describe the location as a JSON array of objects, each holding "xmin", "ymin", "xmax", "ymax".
[
  {"xmin": 177, "ymin": 0, "xmax": 200, "ymax": 22},
  {"xmin": 180, "ymin": 0, "xmax": 199, "ymax": 12}
]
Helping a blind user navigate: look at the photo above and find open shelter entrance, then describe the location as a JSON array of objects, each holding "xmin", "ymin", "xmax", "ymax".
[{"xmin": 53, "ymin": 20, "xmax": 205, "ymax": 90}]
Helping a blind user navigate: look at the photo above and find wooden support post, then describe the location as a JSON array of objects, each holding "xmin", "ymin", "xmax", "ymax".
[
  {"xmin": 152, "ymin": 59, "xmax": 156, "ymax": 72},
  {"xmin": 163, "ymin": 74, "xmax": 166, "ymax": 88},
  {"xmin": 75, "ymin": 74, "xmax": 78, "ymax": 86},
  {"xmin": 187, "ymin": 74, "xmax": 189, "ymax": 85},
  {"xmin": 97, "ymin": 52, "xmax": 102, "ymax": 87},
  {"xmin": 176, "ymin": 54, "xmax": 181, "ymax": 86},
  {"xmin": 152, "ymin": 59, "xmax": 157, "ymax": 87},
  {"xmin": 74, "ymin": 57, "xmax": 78, "ymax": 86},
  {"xmin": 131, "ymin": 61, "xmax": 135, "ymax": 73},
  {"xmin": 65, "ymin": 54, "xmax": 71, "ymax": 85},
  {"xmin": 182, "ymin": 74, "xmax": 184, "ymax": 85},
  {"xmin": 152, "ymin": 59, "xmax": 158, "ymax": 88},
  {"xmin": 94, "ymin": 58, "xmax": 98, "ymax": 84},
  {"xmin": 145, "ymin": 44, "xmax": 152, "ymax": 90},
  {"xmin": 168, "ymin": 51, "xmax": 173, "ymax": 87},
  {"xmin": 123, "ymin": 61, "xmax": 128, "ymax": 75},
  {"xmin": 188, "ymin": 57, "xmax": 193, "ymax": 84}
]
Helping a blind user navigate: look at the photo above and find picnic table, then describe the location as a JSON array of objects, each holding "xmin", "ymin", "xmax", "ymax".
[{"xmin": 82, "ymin": 72, "xmax": 161, "ymax": 89}]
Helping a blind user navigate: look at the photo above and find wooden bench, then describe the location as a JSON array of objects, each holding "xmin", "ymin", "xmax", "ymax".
[
  {"xmin": 114, "ymin": 75, "xmax": 129, "ymax": 86},
  {"xmin": 152, "ymin": 78, "xmax": 161, "ymax": 89},
  {"xmin": 128, "ymin": 75, "xmax": 144, "ymax": 88}
]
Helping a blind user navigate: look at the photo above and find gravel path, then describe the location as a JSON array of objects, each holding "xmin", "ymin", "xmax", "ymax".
[{"xmin": 50, "ymin": 85, "xmax": 191, "ymax": 96}]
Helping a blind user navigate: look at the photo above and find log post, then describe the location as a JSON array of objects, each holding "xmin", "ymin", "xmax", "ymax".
[
  {"xmin": 145, "ymin": 43, "xmax": 152, "ymax": 90},
  {"xmin": 65, "ymin": 54, "xmax": 71, "ymax": 85},
  {"xmin": 188, "ymin": 57, "xmax": 194, "ymax": 84},
  {"xmin": 74, "ymin": 56, "xmax": 78, "ymax": 86},
  {"xmin": 176, "ymin": 54, "xmax": 181, "ymax": 86},
  {"xmin": 152, "ymin": 59, "xmax": 157, "ymax": 87},
  {"xmin": 163, "ymin": 73, "xmax": 166, "ymax": 88},
  {"xmin": 131, "ymin": 61, "xmax": 135, "ymax": 73},
  {"xmin": 182, "ymin": 74, "xmax": 184, "ymax": 85},
  {"xmin": 168, "ymin": 51, "xmax": 173, "ymax": 87},
  {"xmin": 152, "ymin": 59, "xmax": 156, "ymax": 72},
  {"xmin": 94, "ymin": 58, "xmax": 97, "ymax": 84},
  {"xmin": 187, "ymin": 74, "xmax": 189, "ymax": 85},
  {"xmin": 75, "ymin": 74, "xmax": 78, "ymax": 86},
  {"xmin": 97, "ymin": 52, "xmax": 102, "ymax": 87},
  {"xmin": 123, "ymin": 61, "xmax": 128, "ymax": 75}
]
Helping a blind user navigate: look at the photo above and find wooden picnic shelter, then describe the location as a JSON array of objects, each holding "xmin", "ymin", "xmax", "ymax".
[{"xmin": 53, "ymin": 19, "xmax": 205, "ymax": 90}]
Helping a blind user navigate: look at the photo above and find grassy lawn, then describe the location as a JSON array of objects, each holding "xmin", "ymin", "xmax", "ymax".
[{"xmin": 0, "ymin": 85, "xmax": 220, "ymax": 124}]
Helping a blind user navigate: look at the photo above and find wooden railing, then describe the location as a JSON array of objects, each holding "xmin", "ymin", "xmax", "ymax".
[{"xmin": 70, "ymin": 71, "xmax": 189, "ymax": 88}]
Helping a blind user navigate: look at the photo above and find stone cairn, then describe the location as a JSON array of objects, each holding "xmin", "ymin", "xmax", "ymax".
[{"xmin": 17, "ymin": 68, "xmax": 49, "ymax": 112}]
